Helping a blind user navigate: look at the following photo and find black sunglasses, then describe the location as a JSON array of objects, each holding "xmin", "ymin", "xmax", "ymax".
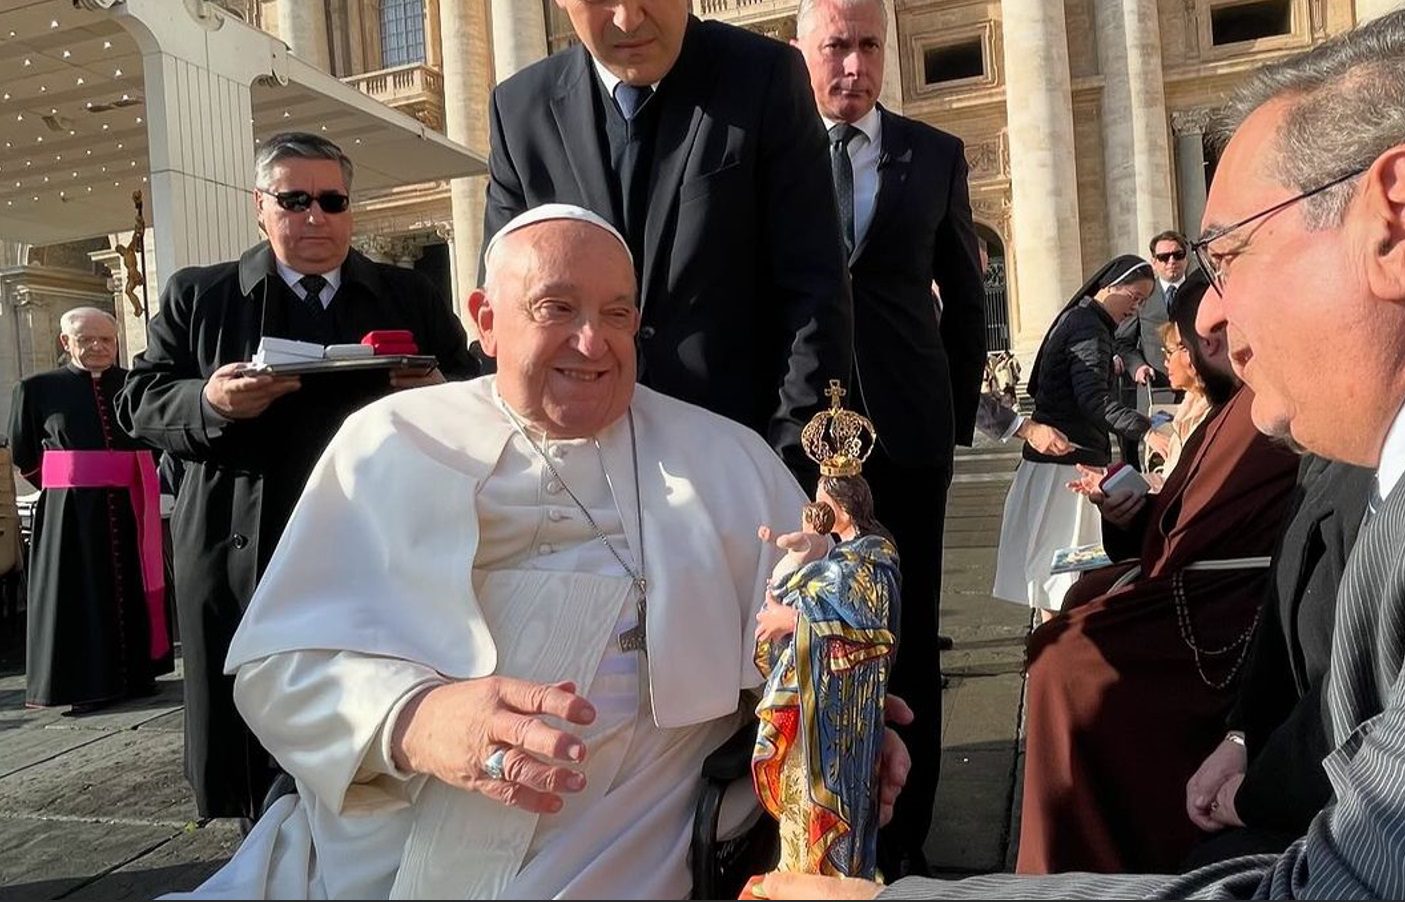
[
  {"xmin": 1153, "ymin": 250, "xmax": 1187, "ymax": 263},
  {"xmin": 264, "ymin": 189, "xmax": 351, "ymax": 214}
]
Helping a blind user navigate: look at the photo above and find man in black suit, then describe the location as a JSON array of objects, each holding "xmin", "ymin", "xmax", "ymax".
[
  {"xmin": 116, "ymin": 133, "xmax": 477, "ymax": 824},
  {"xmin": 1114, "ymin": 229, "xmax": 1190, "ymax": 467},
  {"xmin": 793, "ymin": 0, "xmax": 986, "ymax": 877},
  {"xmin": 482, "ymin": 1, "xmax": 852, "ymax": 479}
]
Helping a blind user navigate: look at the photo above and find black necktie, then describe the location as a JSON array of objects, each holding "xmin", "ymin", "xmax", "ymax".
[
  {"xmin": 829, "ymin": 123, "xmax": 861, "ymax": 254},
  {"xmin": 1164, "ymin": 282, "xmax": 1178, "ymax": 312},
  {"xmin": 614, "ymin": 83, "xmax": 653, "ymax": 122},
  {"xmin": 298, "ymin": 274, "xmax": 329, "ymax": 311}
]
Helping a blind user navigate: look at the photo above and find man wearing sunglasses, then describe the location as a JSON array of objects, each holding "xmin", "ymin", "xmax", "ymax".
[
  {"xmin": 116, "ymin": 131, "xmax": 478, "ymax": 830},
  {"xmin": 1113, "ymin": 229, "xmax": 1191, "ymax": 468}
]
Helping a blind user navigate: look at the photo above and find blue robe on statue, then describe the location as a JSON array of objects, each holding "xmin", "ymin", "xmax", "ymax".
[{"xmin": 752, "ymin": 533, "xmax": 900, "ymax": 879}]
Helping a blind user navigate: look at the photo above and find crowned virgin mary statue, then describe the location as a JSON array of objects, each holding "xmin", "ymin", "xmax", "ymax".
[{"xmin": 750, "ymin": 380, "xmax": 900, "ymax": 882}]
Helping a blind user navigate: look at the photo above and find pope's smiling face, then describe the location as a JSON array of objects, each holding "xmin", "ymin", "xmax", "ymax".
[{"xmin": 472, "ymin": 220, "xmax": 640, "ymax": 439}]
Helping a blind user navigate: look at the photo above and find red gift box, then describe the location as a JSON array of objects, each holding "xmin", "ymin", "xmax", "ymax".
[{"xmin": 361, "ymin": 330, "xmax": 420, "ymax": 355}]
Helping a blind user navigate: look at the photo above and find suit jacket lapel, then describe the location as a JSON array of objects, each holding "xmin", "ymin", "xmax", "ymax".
[
  {"xmin": 851, "ymin": 107, "xmax": 910, "ymax": 267},
  {"xmin": 549, "ymin": 47, "xmax": 615, "ymax": 223},
  {"xmin": 641, "ymin": 19, "xmax": 710, "ymax": 313}
]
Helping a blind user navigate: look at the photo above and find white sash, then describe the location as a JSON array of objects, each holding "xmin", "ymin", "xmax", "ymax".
[{"xmin": 390, "ymin": 569, "xmax": 633, "ymax": 899}]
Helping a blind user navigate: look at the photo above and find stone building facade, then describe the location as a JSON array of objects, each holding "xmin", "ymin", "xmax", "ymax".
[
  {"xmin": 265, "ymin": 0, "xmax": 1391, "ymax": 355},
  {"xmin": 16, "ymin": 0, "xmax": 1399, "ymax": 395}
]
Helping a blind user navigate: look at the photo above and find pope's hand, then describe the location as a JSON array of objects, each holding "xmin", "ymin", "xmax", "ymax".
[
  {"xmin": 203, "ymin": 362, "xmax": 301, "ymax": 419},
  {"xmin": 878, "ymin": 694, "xmax": 914, "ymax": 827},
  {"xmin": 756, "ymin": 871, "xmax": 882, "ymax": 900},
  {"xmin": 390, "ymin": 676, "xmax": 595, "ymax": 814}
]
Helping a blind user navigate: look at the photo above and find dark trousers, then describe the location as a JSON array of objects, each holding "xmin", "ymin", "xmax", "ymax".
[{"xmin": 867, "ymin": 449, "xmax": 952, "ymax": 874}]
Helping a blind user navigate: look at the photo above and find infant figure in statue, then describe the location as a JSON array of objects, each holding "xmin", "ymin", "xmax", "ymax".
[
  {"xmin": 750, "ymin": 380, "xmax": 901, "ymax": 883},
  {"xmin": 754, "ymin": 501, "xmax": 836, "ymax": 665}
]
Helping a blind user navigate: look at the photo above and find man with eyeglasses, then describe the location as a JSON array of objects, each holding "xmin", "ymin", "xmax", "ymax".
[
  {"xmin": 8, "ymin": 307, "xmax": 171, "ymax": 717},
  {"xmin": 117, "ymin": 132, "xmax": 478, "ymax": 829},
  {"xmin": 1113, "ymin": 229, "xmax": 1191, "ymax": 468}
]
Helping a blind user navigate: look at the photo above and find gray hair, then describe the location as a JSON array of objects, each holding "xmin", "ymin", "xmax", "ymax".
[
  {"xmin": 254, "ymin": 132, "xmax": 355, "ymax": 192},
  {"xmin": 795, "ymin": 0, "xmax": 887, "ymax": 37},
  {"xmin": 59, "ymin": 307, "xmax": 117, "ymax": 335},
  {"xmin": 1208, "ymin": 8, "xmax": 1405, "ymax": 229}
]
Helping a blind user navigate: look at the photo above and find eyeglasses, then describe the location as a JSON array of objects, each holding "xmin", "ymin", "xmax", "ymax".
[
  {"xmin": 1190, "ymin": 165, "xmax": 1367, "ymax": 295},
  {"xmin": 71, "ymin": 335, "xmax": 116, "ymax": 348},
  {"xmin": 1153, "ymin": 250, "xmax": 1187, "ymax": 263},
  {"xmin": 1161, "ymin": 343, "xmax": 1186, "ymax": 357},
  {"xmin": 262, "ymin": 189, "xmax": 351, "ymax": 214}
]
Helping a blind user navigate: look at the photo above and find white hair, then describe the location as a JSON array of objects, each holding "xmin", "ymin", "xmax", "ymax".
[
  {"xmin": 796, "ymin": 0, "xmax": 888, "ymax": 37},
  {"xmin": 59, "ymin": 307, "xmax": 117, "ymax": 336}
]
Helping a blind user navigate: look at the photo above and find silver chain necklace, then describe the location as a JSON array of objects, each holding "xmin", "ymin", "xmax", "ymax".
[{"xmin": 505, "ymin": 406, "xmax": 648, "ymax": 653}]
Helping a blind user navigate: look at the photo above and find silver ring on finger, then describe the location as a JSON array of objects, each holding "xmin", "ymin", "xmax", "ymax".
[{"xmin": 483, "ymin": 746, "xmax": 509, "ymax": 781}]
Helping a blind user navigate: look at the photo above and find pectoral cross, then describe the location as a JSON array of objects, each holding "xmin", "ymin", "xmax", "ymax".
[{"xmin": 617, "ymin": 578, "xmax": 648, "ymax": 653}]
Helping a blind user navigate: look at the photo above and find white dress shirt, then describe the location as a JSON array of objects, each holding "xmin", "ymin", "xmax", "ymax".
[
  {"xmin": 1376, "ymin": 398, "xmax": 1405, "ymax": 501},
  {"xmin": 275, "ymin": 259, "xmax": 341, "ymax": 308},
  {"xmin": 821, "ymin": 105, "xmax": 882, "ymax": 252}
]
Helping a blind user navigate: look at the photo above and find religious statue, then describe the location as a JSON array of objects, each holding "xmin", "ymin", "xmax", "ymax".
[
  {"xmin": 114, "ymin": 191, "xmax": 148, "ymax": 318},
  {"xmin": 749, "ymin": 379, "xmax": 900, "ymax": 886}
]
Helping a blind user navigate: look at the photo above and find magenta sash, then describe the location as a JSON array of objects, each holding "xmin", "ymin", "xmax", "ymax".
[{"xmin": 40, "ymin": 450, "xmax": 170, "ymax": 660}]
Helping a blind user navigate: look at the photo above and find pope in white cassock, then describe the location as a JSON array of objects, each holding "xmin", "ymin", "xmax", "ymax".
[{"xmin": 168, "ymin": 205, "xmax": 904, "ymax": 900}]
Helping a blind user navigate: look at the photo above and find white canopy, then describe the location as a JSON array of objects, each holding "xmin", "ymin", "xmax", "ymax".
[{"xmin": 0, "ymin": 0, "xmax": 484, "ymax": 261}]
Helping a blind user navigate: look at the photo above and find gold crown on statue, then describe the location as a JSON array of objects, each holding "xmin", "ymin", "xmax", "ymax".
[{"xmin": 802, "ymin": 380, "xmax": 877, "ymax": 478}]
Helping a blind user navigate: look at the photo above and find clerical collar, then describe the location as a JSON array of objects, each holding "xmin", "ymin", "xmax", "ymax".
[
  {"xmin": 65, "ymin": 362, "xmax": 109, "ymax": 379},
  {"xmin": 591, "ymin": 57, "xmax": 661, "ymax": 98},
  {"xmin": 1377, "ymin": 395, "xmax": 1405, "ymax": 501},
  {"xmin": 820, "ymin": 105, "xmax": 882, "ymax": 148},
  {"xmin": 275, "ymin": 259, "xmax": 342, "ymax": 298}
]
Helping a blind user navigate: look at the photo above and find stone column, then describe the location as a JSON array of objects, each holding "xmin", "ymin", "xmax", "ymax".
[
  {"xmin": 435, "ymin": 222, "xmax": 460, "ymax": 312},
  {"xmin": 1172, "ymin": 110, "xmax": 1213, "ymax": 239},
  {"xmin": 1001, "ymin": 0, "xmax": 1084, "ymax": 355},
  {"xmin": 277, "ymin": 0, "xmax": 332, "ymax": 72},
  {"xmin": 118, "ymin": 0, "xmax": 262, "ymax": 298},
  {"xmin": 1356, "ymin": 0, "xmax": 1402, "ymax": 22},
  {"xmin": 440, "ymin": 0, "xmax": 494, "ymax": 323},
  {"xmin": 1095, "ymin": 0, "xmax": 1174, "ymax": 257},
  {"xmin": 879, "ymin": 4, "xmax": 903, "ymax": 114},
  {"xmin": 490, "ymin": 0, "xmax": 548, "ymax": 82}
]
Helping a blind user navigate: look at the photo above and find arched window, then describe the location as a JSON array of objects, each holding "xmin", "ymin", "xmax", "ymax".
[{"xmin": 380, "ymin": 0, "xmax": 426, "ymax": 68}]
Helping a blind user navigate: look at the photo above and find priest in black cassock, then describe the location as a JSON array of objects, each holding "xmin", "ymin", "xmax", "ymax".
[
  {"xmin": 9, "ymin": 307, "xmax": 172, "ymax": 715},
  {"xmin": 116, "ymin": 132, "xmax": 478, "ymax": 824}
]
